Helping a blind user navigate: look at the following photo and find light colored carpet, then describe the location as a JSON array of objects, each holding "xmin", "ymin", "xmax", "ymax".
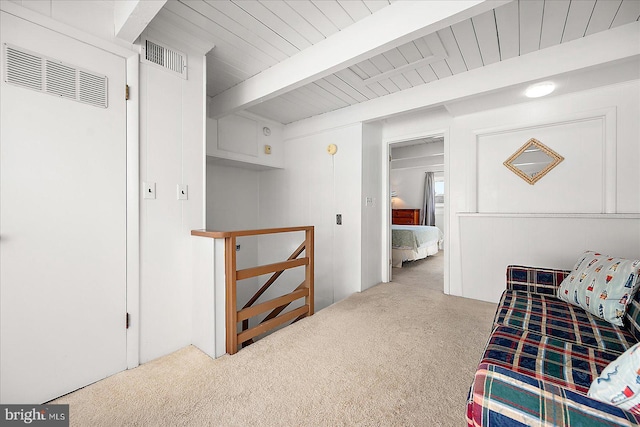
[
  {"xmin": 392, "ymin": 250, "xmax": 444, "ymax": 292},
  {"xmin": 53, "ymin": 278, "xmax": 496, "ymax": 426}
]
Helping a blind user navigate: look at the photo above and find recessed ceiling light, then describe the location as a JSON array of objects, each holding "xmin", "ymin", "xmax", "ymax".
[{"xmin": 525, "ymin": 81, "xmax": 555, "ymax": 98}]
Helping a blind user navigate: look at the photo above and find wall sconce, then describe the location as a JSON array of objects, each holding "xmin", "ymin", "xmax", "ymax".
[{"xmin": 391, "ymin": 190, "xmax": 398, "ymax": 207}]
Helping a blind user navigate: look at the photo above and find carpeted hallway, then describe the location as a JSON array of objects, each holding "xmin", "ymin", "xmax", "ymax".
[
  {"xmin": 53, "ymin": 253, "xmax": 496, "ymax": 426},
  {"xmin": 391, "ymin": 250, "xmax": 444, "ymax": 292}
]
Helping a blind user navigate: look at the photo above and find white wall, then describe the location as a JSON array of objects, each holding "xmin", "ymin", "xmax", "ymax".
[
  {"xmin": 459, "ymin": 215, "xmax": 640, "ymax": 302},
  {"xmin": 390, "ymin": 169, "xmax": 422, "ymax": 210},
  {"xmin": 476, "ymin": 118, "xmax": 608, "ymax": 213},
  {"xmin": 206, "ymin": 113, "xmax": 284, "ymax": 169},
  {"xmin": 383, "ymin": 80, "xmax": 640, "ymax": 303},
  {"xmin": 205, "ymin": 161, "xmax": 260, "ymax": 310},
  {"xmin": 206, "ymin": 162, "xmax": 259, "ymax": 231},
  {"xmin": 8, "ymin": 0, "xmax": 132, "ymax": 49},
  {"xmin": 259, "ymin": 124, "xmax": 365, "ymax": 310},
  {"xmin": 139, "ymin": 28, "xmax": 206, "ymax": 363}
]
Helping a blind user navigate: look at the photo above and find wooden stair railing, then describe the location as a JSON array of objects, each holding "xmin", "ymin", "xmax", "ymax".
[
  {"xmin": 240, "ymin": 240, "xmax": 306, "ymax": 345},
  {"xmin": 191, "ymin": 226, "xmax": 314, "ymax": 355}
]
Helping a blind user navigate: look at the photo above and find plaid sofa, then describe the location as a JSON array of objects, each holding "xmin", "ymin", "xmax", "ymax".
[{"xmin": 467, "ymin": 265, "xmax": 640, "ymax": 426}]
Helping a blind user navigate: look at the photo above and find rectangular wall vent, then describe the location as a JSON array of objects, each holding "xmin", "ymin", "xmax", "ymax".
[
  {"xmin": 79, "ymin": 71, "xmax": 107, "ymax": 107},
  {"xmin": 6, "ymin": 46, "xmax": 42, "ymax": 91},
  {"xmin": 4, "ymin": 44, "xmax": 108, "ymax": 108},
  {"xmin": 46, "ymin": 60, "xmax": 77, "ymax": 99},
  {"xmin": 141, "ymin": 38, "xmax": 187, "ymax": 79}
]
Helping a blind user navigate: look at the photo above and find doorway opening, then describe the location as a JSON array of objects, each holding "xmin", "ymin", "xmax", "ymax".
[{"xmin": 386, "ymin": 134, "xmax": 446, "ymax": 293}]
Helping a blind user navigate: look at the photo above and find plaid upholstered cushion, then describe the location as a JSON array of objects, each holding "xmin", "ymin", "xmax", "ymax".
[
  {"xmin": 495, "ymin": 290, "xmax": 637, "ymax": 354},
  {"xmin": 481, "ymin": 325, "xmax": 619, "ymax": 393},
  {"xmin": 506, "ymin": 265, "xmax": 570, "ymax": 295},
  {"xmin": 467, "ymin": 363, "xmax": 640, "ymax": 427},
  {"xmin": 506, "ymin": 264, "xmax": 640, "ymax": 343}
]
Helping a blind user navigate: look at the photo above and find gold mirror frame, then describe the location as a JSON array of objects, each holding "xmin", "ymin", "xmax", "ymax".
[{"xmin": 503, "ymin": 138, "xmax": 564, "ymax": 185}]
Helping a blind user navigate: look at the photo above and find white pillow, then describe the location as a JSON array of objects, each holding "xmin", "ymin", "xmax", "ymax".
[
  {"xmin": 557, "ymin": 251, "xmax": 640, "ymax": 326},
  {"xmin": 589, "ymin": 342, "xmax": 640, "ymax": 414}
]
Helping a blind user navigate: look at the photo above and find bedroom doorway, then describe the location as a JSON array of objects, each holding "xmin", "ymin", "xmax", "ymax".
[{"xmin": 387, "ymin": 134, "xmax": 445, "ymax": 292}]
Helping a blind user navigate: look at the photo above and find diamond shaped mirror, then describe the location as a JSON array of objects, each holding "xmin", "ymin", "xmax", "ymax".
[{"xmin": 503, "ymin": 138, "xmax": 564, "ymax": 185}]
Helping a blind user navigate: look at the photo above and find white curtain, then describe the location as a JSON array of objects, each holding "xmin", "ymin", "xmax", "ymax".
[{"xmin": 422, "ymin": 172, "xmax": 435, "ymax": 226}]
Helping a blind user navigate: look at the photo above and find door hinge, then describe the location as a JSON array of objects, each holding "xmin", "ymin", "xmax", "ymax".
[
  {"xmin": 126, "ymin": 312, "xmax": 130, "ymax": 329},
  {"xmin": 389, "ymin": 155, "xmax": 392, "ymax": 162},
  {"xmin": 125, "ymin": 85, "xmax": 130, "ymax": 101}
]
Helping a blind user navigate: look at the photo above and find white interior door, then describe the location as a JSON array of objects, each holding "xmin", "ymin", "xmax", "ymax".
[{"xmin": 0, "ymin": 11, "xmax": 127, "ymax": 403}]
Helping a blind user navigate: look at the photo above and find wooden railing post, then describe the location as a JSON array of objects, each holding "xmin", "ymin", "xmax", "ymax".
[
  {"xmin": 305, "ymin": 227, "xmax": 314, "ymax": 315},
  {"xmin": 225, "ymin": 236, "xmax": 238, "ymax": 355}
]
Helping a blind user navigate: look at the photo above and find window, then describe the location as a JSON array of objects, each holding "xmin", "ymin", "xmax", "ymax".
[{"xmin": 434, "ymin": 180, "xmax": 444, "ymax": 205}]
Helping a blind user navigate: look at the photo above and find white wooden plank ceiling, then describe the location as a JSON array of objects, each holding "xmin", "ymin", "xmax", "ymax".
[
  {"xmin": 156, "ymin": 0, "xmax": 640, "ymax": 124},
  {"xmin": 391, "ymin": 138, "xmax": 445, "ymax": 171},
  {"xmin": 160, "ymin": 0, "xmax": 393, "ymax": 98}
]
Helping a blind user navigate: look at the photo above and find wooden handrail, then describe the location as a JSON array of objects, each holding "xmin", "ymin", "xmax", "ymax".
[
  {"xmin": 191, "ymin": 226, "xmax": 312, "ymax": 238},
  {"xmin": 191, "ymin": 226, "xmax": 314, "ymax": 355}
]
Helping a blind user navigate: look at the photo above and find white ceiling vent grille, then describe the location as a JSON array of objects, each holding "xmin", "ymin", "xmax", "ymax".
[
  {"xmin": 3, "ymin": 44, "xmax": 108, "ymax": 108},
  {"xmin": 141, "ymin": 38, "xmax": 187, "ymax": 79}
]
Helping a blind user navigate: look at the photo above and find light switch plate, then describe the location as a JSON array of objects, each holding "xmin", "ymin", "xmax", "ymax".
[
  {"xmin": 143, "ymin": 182, "xmax": 156, "ymax": 199},
  {"xmin": 177, "ymin": 184, "xmax": 188, "ymax": 200}
]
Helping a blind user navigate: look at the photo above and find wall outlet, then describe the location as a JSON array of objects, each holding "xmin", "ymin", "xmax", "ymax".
[
  {"xmin": 236, "ymin": 244, "xmax": 241, "ymax": 252},
  {"xmin": 365, "ymin": 197, "xmax": 374, "ymax": 207},
  {"xmin": 177, "ymin": 184, "xmax": 188, "ymax": 200},
  {"xmin": 336, "ymin": 214, "xmax": 342, "ymax": 225},
  {"xmin": 143, "ymin": 182, "xmax": 156, "ymax": 199}
]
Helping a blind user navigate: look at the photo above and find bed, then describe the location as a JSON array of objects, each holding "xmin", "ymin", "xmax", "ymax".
[{"xmin": 392, "ymin": 225, "xmax": 443, "ymax": 268}]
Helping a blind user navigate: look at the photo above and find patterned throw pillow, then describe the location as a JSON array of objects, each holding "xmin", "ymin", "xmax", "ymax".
[
  {"xmin": 557, "ymin": 251, "xmax": 640, "ymax": 326},
  {"xmin": 589, "ymin": 342, "xmax": 640, "ymax": 414}
]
